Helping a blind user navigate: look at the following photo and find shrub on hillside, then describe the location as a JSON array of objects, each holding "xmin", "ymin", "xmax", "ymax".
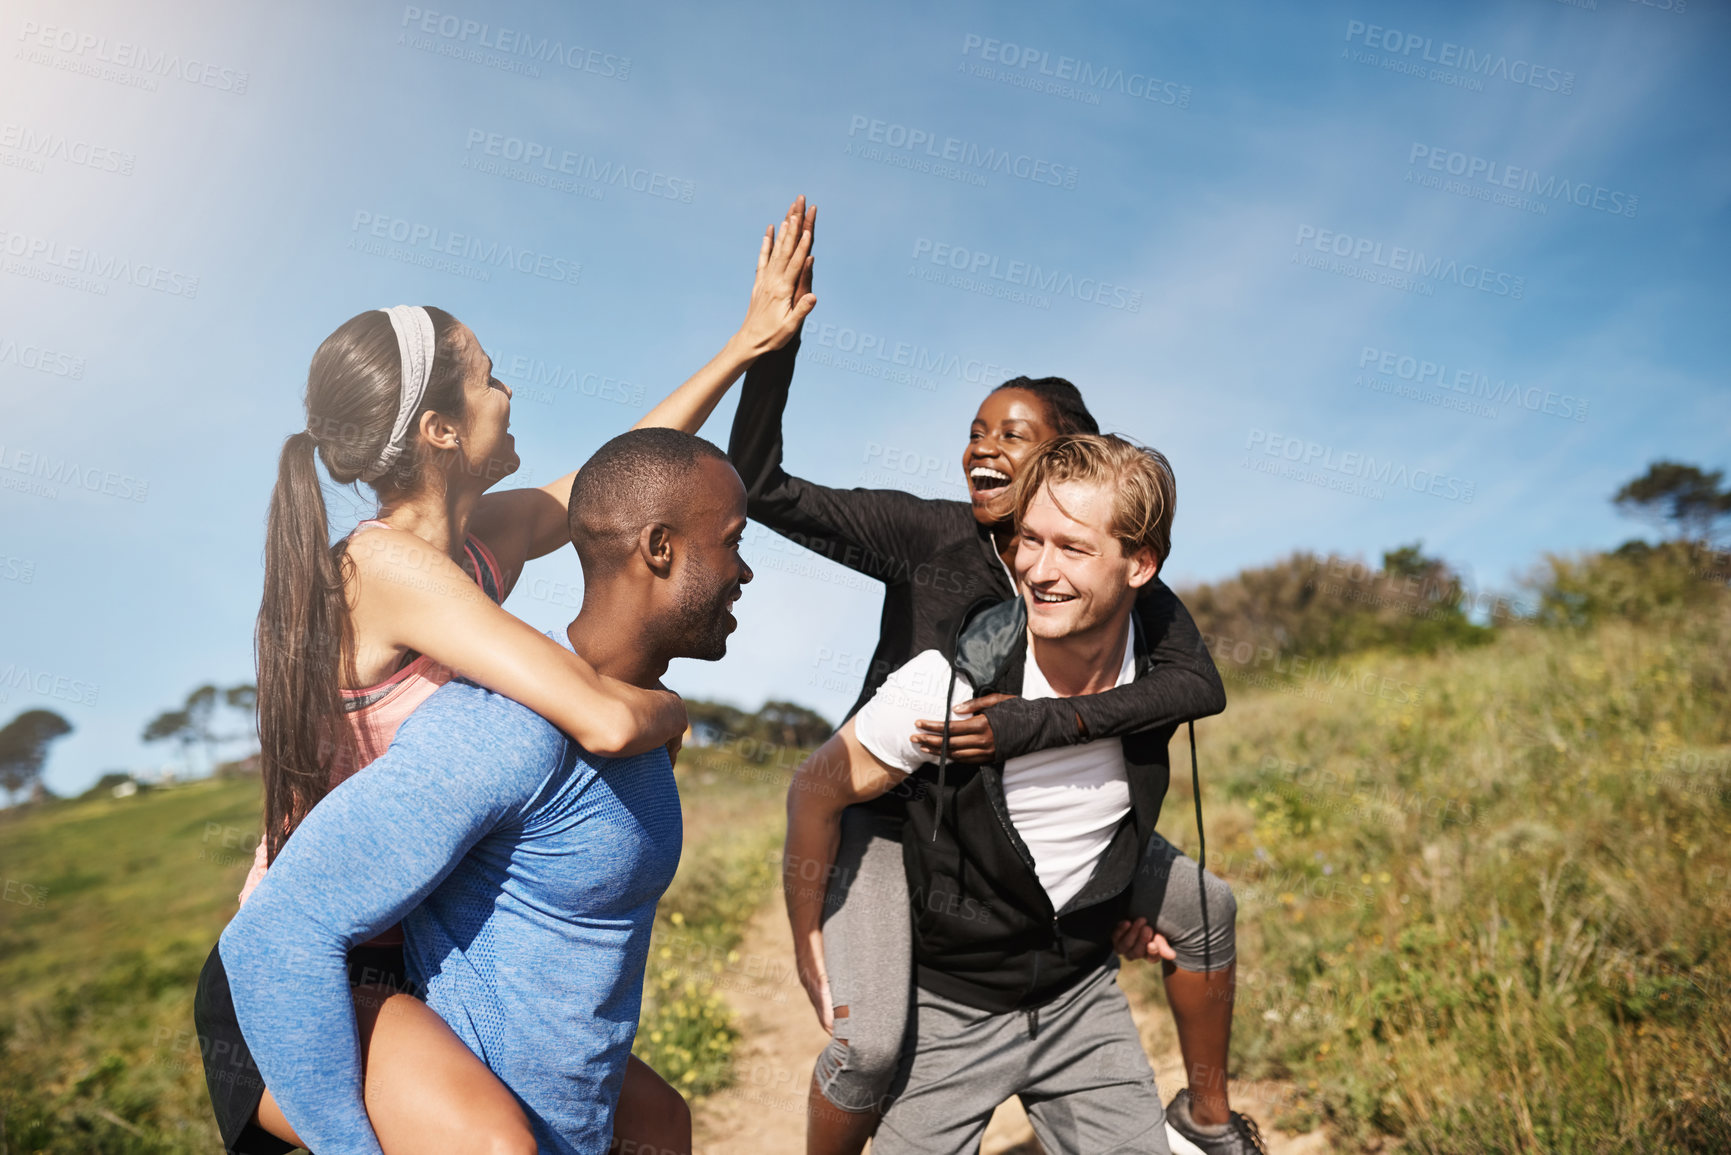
[
  {"xmin": 1530, "ymin": 539, "xmax": 1730, "ymax": 627},
  {"xmin": 1180, "ymin": 543, "xmax": 1497, "ymax": 670}
]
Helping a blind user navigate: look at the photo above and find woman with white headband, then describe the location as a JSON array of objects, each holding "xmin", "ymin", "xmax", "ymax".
[{"xmin": 193, "ymin": 200, "xmax": 815, "ymax": 1155}]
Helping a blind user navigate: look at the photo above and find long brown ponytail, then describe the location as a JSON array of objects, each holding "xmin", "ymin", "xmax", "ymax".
[{"xmin": 256, "ymin": 307, "xmax": 468, "ymax": 862}]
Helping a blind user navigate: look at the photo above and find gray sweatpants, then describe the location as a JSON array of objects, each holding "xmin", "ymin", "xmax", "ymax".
[
  {"xmin": 874, "ymin": 963, "xmax": 1171, "ymax": 1155},
  {"xmin": 814, "ymin": 807, "xmax": 1234, "ymax": 1114}
]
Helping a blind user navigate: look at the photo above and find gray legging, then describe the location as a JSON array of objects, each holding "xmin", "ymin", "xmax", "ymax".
[{"xmin": 814, "ymin": 806, "xmax": 1236, "ymax": 1113}]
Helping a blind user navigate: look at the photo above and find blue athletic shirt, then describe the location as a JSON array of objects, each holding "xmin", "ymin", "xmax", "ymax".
[{"xmin": 219, "ymin": 634, "xmax": 683, "ymax": 1155}]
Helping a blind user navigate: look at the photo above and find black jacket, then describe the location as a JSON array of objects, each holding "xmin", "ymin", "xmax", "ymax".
[
  {"xmin": 727, "ymin": 337, "xmax": 1226, "ymax": 758},
  {"xmin": 899, "ymin": 597, "xmax": 1176, "ymax": 1013}
]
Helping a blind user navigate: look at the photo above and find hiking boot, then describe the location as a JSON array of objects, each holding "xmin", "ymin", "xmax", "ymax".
[{"xmin": 1164, "ymin": 1088, "xmax": 1270, "ymax": 1155}]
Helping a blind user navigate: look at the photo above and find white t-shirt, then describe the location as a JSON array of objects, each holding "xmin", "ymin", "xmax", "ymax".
[{"xmin": 853, "ymin": 624, "xmax": 1136, "ymax": 911}]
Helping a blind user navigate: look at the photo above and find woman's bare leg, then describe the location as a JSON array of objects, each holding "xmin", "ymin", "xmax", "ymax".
[
  {"xmin": 806, "ymin": 1069, "xmax": 880, "ymax": 1155},
  {"xmin": 609, "ymin": 1054, "xmax": 693, "ymax": 1155},
  {"xmin": 251, "ymin": 1087, "xmax": 302, "ymax": 1147},
  {"xmin": 1163, "ymin": 961, "xmax": 1237, "ymax": 1127},
  {"xmin": 251, "ymin": 984, "xmax": 536, "ymax": 1155}
]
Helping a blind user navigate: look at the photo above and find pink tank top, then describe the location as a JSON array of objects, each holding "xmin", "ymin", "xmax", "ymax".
[{"xmin": 237, "ymin": 522, "xmax": 506, "ymax": 913}]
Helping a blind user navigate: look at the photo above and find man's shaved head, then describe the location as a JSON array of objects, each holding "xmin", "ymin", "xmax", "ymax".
[
  {"xmin": 568, "ymin": 428, "xmax": 732, "ymax": 573},
  {"xmin": 559, "ymin": 427, "xmax": 752, "ymax": 682}
]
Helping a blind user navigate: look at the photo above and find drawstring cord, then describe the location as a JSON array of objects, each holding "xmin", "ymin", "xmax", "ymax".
[
  {"xmin": 930, "ymin": 658, "xmax": 960, "ymax": 841},
  {"xmin": 931, "ymin": 597, "xmax": 993, "ymax": 840},
  {"xmin": 1189, "ymin": 719, "xmax": 1210, "ymax": 974}
]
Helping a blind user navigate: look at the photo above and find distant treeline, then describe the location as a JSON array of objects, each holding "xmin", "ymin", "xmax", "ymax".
[
  {"xmin": 1181, "ymin": 538, "xmax": 1728, "ymax": 671},
  {"xmin": 683, "ymin": 699, "xmax": 834, "ymax": 762},
  {"xmin": 1181, "ymin": 458, "xmax": 1730, "ymax": 669}
]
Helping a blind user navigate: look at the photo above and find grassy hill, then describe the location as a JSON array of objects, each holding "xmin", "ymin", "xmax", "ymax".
[
  {"xmin": 0, "ymin": 745, "xmax": 790, "ymax": 1154},
  {"xmin": 1132, "ymin": 586, "xmax": 1731, "ymax": 1151},
  {"xmin": 4, "ymin": 572, "xmax": 1728, "ymax": 1152}
]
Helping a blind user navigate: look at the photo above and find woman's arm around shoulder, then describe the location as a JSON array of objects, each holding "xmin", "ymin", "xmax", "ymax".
[
  {"xmin": 346, "ymin": 526, "xmax": 684, "ymax": 757},
  {"xmin": 921, "ymin": 580, "xmax": 1225, "ymax": 763}
]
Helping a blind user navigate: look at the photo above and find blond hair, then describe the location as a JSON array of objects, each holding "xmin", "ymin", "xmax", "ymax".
[{"xmin": 1010, "ymin": 433, "xmax": 1176, "ymax": 569}]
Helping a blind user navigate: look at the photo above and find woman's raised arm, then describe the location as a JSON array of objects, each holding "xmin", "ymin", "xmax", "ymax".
[
  {"xmin": 470, "ymin": 197, "xmax": 814, "ymax": 575},
  {"xmin": 633, "ymin": 195, "xmax": 814, "ymax": 434}
]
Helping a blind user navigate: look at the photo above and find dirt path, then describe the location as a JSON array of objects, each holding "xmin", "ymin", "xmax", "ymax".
[{"xmin": 692, "ymin": 891, "xmax": 1332, "ymax": 1154}]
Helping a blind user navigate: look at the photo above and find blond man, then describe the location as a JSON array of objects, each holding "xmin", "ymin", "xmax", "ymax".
[{"xmin": 786, "ymin": 435, "xmax": 1265, "ymax": 1155}]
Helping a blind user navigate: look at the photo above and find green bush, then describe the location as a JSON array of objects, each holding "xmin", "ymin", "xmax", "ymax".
[
  {"xmin": 1181, "ymin": 544, "xmax": 1496, "ymax": 673},
  {"xmin": 1530, "ymin": 539, "xmax": 1730, "ymax": 628}
]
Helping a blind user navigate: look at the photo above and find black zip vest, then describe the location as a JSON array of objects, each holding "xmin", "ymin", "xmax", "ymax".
[{"xmin": 899, "ymin": 597, "xmax": 1177, "ymax": 1013}]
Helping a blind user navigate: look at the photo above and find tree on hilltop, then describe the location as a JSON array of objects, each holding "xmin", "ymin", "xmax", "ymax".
[
  {"xmin": 1614, "ymin": 461, "xmax": 1731, "ymax": 544},
  {"xmin": 142, "ymin": 683, "xmax": 258, "ymax": 775},
  {"xmin": 0, "ymin": 709, "xmax": 73, "ymax": 804}
]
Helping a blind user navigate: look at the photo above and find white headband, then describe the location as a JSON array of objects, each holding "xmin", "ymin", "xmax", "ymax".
[{"xmin": 361, "ymin": 305, "xmax": 438, "ymax": 482}]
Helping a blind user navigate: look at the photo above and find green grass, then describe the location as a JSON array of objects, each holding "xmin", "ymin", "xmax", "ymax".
[
  {"xmin": 7, "ymin": 595, "xmax": 1729, "ymax": 1152},
  {"xmin": 632, "ymin": 748, "xmax": 789, "ymax": 1096},
  {"xmin": 1, "ymin": 776, "xmax": 259, "ymax": 1153},
  {"xmin": 1129, "ymin": 601, "xmax": 1731, "ymax": 1152},
  {"xmin": 0, "ymin": 746, "xmax": 791, "ymax": 1153}
]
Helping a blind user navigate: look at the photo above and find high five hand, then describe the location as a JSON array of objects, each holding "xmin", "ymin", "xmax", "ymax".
[{"xmin": 735, "ymin": 195, "xmax": 816, "ymax": 359}]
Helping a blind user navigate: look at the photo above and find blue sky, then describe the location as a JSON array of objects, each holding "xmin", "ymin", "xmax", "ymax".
[{"xmin": 3, "ymin": 0, "xmax": 1726, "ymax": 796}]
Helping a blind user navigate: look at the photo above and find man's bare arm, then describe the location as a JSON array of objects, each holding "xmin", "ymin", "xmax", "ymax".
[{"xmin": 782, "ymin": 720, "xmax": 906, "ymax": 1031}]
